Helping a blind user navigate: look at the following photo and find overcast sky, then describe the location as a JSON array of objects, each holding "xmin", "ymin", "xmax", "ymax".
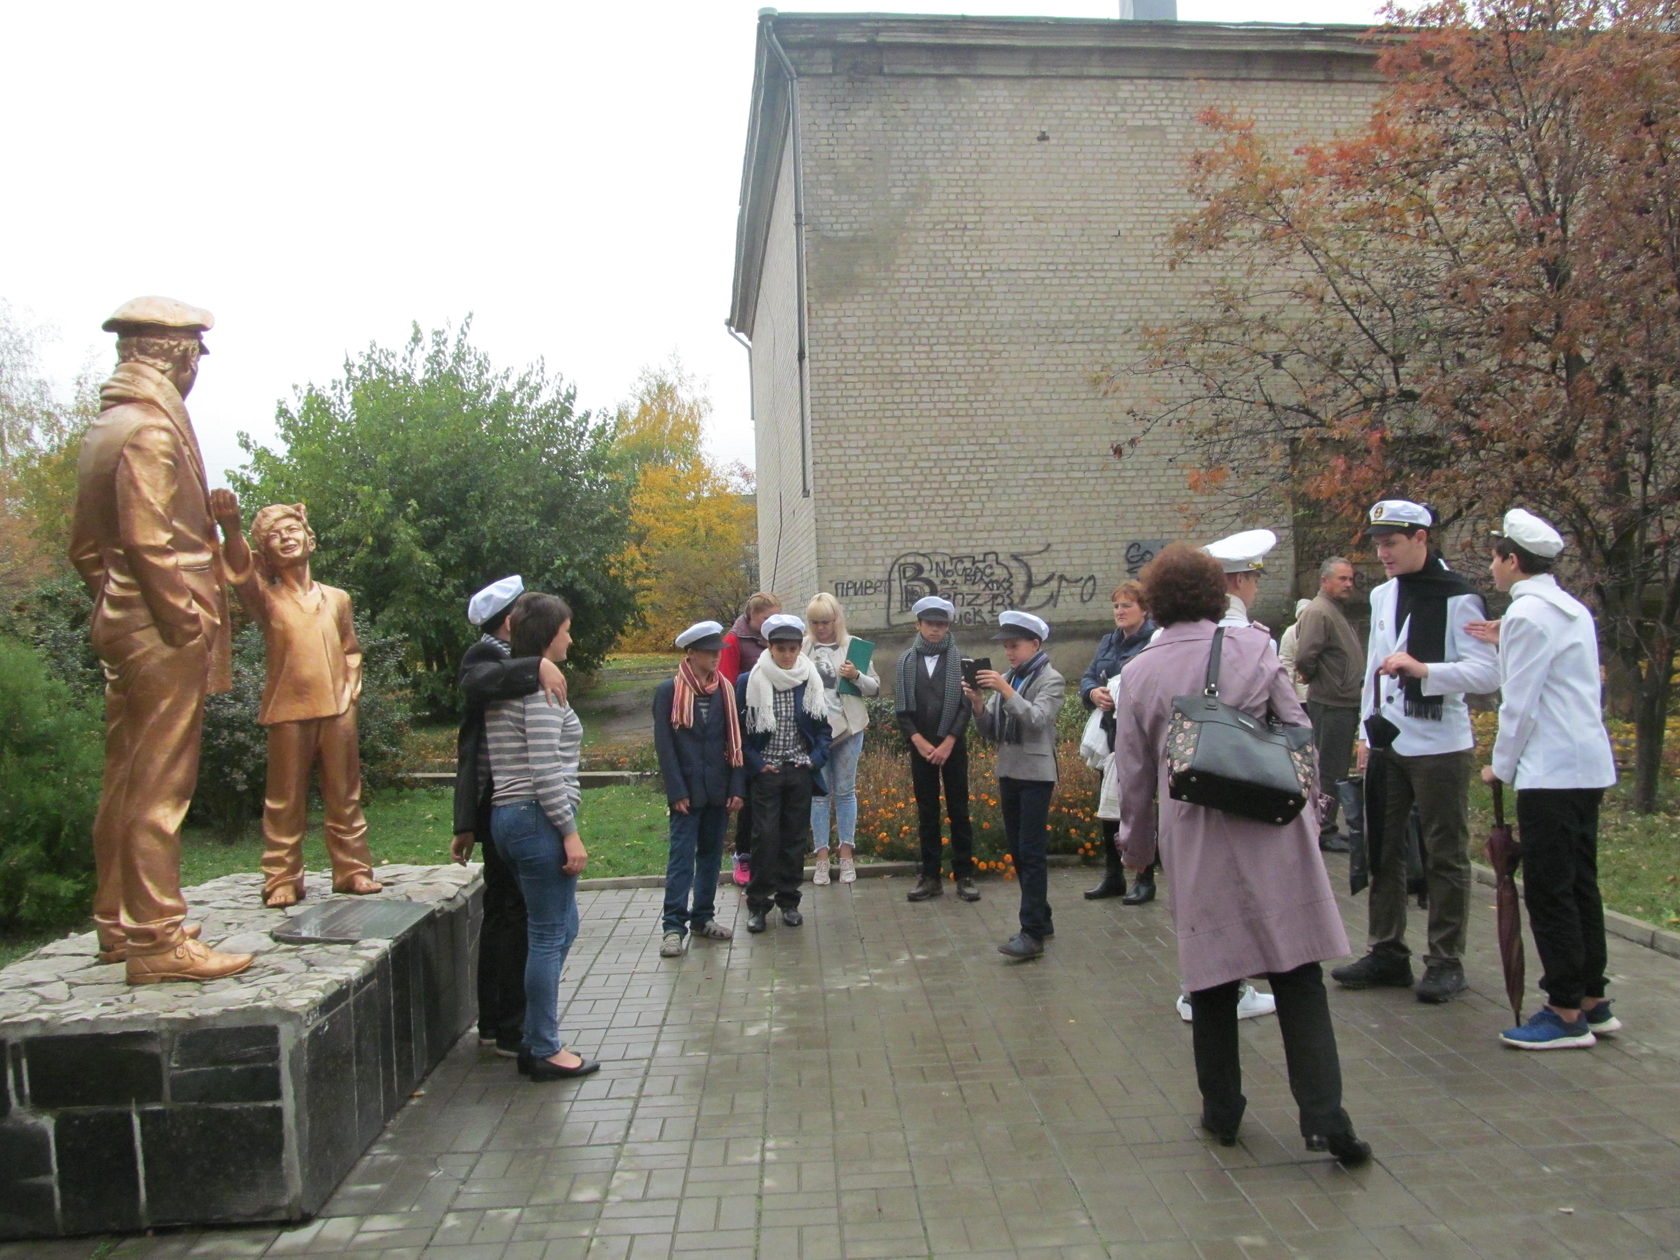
[{"xmin": 2, "ymin": 0, "xmax": 1380, "ymax": 487}]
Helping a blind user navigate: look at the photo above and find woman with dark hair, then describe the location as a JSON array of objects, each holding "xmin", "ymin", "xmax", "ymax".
[
  {"xmin": 1080, "ymin": 579, "xmax": 1157, "ymax": 902},
  {"xmin": 1113, "ymin": 544, "xmax": 1368, "ymax": 1164},
  {"xmin": 485, "ymin": 592, "xmax": 601, "ymax": 1083}
]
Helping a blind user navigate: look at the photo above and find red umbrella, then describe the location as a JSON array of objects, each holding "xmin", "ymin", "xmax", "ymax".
[{"xmin": 1484, "ymin": 782, "xmax": 1525, "ymax": 1025}]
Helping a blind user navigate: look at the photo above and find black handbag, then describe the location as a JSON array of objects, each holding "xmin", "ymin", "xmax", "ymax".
[{"xmin": 1166, "ymin": 628, "xmax": 1316, "ymax": 825}]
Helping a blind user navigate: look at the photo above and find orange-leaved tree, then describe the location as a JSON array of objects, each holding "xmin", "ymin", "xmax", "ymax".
[{"xmin": 1112, "ymin": 0, "xmax": 1680, "ymax": 811}]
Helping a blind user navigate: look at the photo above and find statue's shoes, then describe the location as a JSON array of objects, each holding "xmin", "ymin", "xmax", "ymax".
[
  {"xmin": 98, "ymin": 922, "xmax": 199, "ymax": 965},
  {"xmin": 126, "ymin": 937, "xmax": 253, "ymax": 985}
]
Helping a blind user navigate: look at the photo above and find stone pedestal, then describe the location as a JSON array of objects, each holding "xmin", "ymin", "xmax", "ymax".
[{"xmin": 0, "ymin": 865, "xmax": 481, "ymax": 1240}]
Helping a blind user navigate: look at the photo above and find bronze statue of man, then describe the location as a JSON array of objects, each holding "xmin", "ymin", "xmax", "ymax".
[{"xmin": 69, "ymin": 297, "xmax": 253, "ymax": 984}]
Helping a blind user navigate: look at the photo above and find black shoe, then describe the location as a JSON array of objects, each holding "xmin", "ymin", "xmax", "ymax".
[
  {"xmin": 1200, "ymin": 1113, "xmax": 1240, "ymax": 1147},
  {"xmin": 907, "ymin": 875, "xmax": 943, "ymax": 902},
  {"xmin": 1324, "ymin": 1131, "xmax": 1372, "ymax": 1167},
  {"xmin": 998, "ymin": 931, "xmax": 1044, "ymax": 960},
  {"xmin": 1331, "ymin": 951, "xmax": 1414, "ymax": 989},
  {"xmin": 1319, "ymin": 835, "xmax": 1351, "ymax": 854},
  {"xmin": 1415, "ymin": 961, "xmax": 1467, "ymax": 1004},
  {"xmin": 955, "ymin": 877, "xmax": 981, "ymax": 902},
  {"xmin": 781, "ymin": 908, "xmax": 803, "ymax": 927},
  {"xmin": 1084, "ymin": 876, "xmax": 1126, "ymax": 900},
  {"xmin": 1120, "ymin": 881, "xmax": 1156, "ymax": 905},
  {"xmin": 746, "ymin": 911, "xmax": 768, "ymax": 934},
  {"xmin": 525, "ymin": 1052, "xmax": 601, "ymax": 1082},
  {"xmin": 493, "ymin": 1035, "xmax": 523, "ymax": 1058}
]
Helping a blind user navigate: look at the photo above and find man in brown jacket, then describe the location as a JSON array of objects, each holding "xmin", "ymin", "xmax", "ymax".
[
  {"xmin": 1292, "ymin": 557, "xmax": 1364, "ymax": 852},
  {"xmin": 69, "ymin": 297, "xmax": 253, "ymax": 984}
]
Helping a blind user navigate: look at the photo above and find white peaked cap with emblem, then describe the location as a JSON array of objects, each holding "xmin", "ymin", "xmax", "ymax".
[
  {"xmin": 1495, "ymin": 508, "xmax": 1565, "ymax": 558},
  {"xmin": 467, "ymin": 575, "xmax": 524, "ymax": 626},
  {"xmin": 761, "ymin": 613, "xmax": 806, "ymax": 642},
  {"xmin": 1204, "ymin": 528, "xmax": 1278, "ymax": 574},
  {"xmin": 992, "ymin": 610, "xmax": 1050, "ymax": 641},
  {"xmin": 1366, "ymin": 499, "xmax": 1434, "ymax": 534},
  {"xmin": 910, "ymin": 595, "xmax": 956, "ymax": 622},
  {"xmin": 675, "ymin": 620, "xmax": 726, "ymax": 650}
]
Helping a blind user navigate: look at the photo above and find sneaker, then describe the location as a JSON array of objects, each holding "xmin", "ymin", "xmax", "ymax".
[
  {"xmin": 813, "ymin": 857, "xmax": 831, "ymax": 886},
  {"xmin": 695, "ymin": 919, "xmax": 733, "ymax": 941},
  {"xmin": 839, "ymin": 857, "xmax": 857, "ymax": 883},
  {"xmin": 1584, "ymin": 1000, "xmax": 1622, "ymax": 1035},
  {"xmin": 1175, "ymin": 985, "xmax": 1276, "ymax": 1022},
  {"xmin": 1416, "ymin": 961, "xmax": 1468, "ymax": 1004},
  {"xmin": 659, "ymin": 931, "xmax": 685, "ymax": 958},
  {"xmin": 733, "ymin": 854, "xmax": 750, "ymax": 887},
  {"xmin": 1500, "ymin": 1008, "xmax": 1597, "ymax": 1050},
  {"xmin": 1331, "ymin": 951, "xmax": 1415, "ymax": 990}
]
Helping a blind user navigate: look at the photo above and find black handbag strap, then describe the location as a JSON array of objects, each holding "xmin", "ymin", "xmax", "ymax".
[{"xmin": 1204, "ymin": 627, "xmax": 1225, "ymax": 698}]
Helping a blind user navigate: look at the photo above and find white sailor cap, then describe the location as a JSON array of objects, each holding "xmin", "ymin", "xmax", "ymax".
[
  {"xmin": 467, "ymin": 575, "xmax": 523, "ymax": 627},
  {"xmin": 1204, "ymin": 528, "xmax": 1277, "ymax": 574},
  {"xmin": 761, "ymin": 613, "xmax": 806, "ymax": 643},
  {"xmin": 991, "ymin": 610, "xmax": 1050, "ymax": 642},
  {"xmin": 1494, "ymin": 508, "xmax": 1565, "ymax": 558},
  {"xmin": 910, "ymin": 595, "xmax": 955, "ymax": 622},
  {"xmin": 1366, "ymin": 499, "xmax": 1434, "ymax": 535},
  {"xmin": 675, "ymin": 620, "xmax": 726, "ymax": 651}
]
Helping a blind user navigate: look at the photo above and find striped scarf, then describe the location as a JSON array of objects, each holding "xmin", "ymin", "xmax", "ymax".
[
  {"xmin": 896, "ymin": 630, "xmax": 966, "ymax": 740},
  {"xmin": 671, "ymin": 658, "xmax": 743, "ymax": 767}
]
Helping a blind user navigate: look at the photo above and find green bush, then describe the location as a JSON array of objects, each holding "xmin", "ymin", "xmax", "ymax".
[
  {"xmin": 1, "ymin": 569, "xmax": 102, "ymax": 706},
  {"xmin": 0, "ymin": 636, "xmax": 103, "ymax": 933}
]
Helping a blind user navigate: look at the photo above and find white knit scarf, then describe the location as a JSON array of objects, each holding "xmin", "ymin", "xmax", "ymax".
[{"xmin": 744, "ymin": 652, "xmax": 828, "ymax": 733}]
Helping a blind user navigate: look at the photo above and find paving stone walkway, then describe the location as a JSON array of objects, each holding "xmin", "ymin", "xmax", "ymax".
[{"xmin": 13, "ymin": 862, "xmax": 1680, "ymax": 1259}]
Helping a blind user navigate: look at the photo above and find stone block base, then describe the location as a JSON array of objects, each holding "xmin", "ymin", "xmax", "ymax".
[{"xmin": 0, "ymin": 864, "xmax": 481, "ymax": 1239}]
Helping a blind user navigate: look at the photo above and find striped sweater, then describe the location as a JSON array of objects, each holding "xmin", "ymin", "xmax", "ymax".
[{"xmin": 486, "ymin": 693, "xmax": 584, "ymax": 836}]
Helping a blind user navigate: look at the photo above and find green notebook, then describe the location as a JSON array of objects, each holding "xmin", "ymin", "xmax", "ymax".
[{"xmin": 837, "ymin": 637, "xmax": 874, "ymax": 696}]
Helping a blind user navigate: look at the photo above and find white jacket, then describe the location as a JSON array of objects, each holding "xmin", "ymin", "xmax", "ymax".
[
  {"xmin": 1361, "ymin": 575, "xmax": 1499, "ymax": 757},
  {"xmin": 1490, "ymin": 575, "xmax": 1617, "ymax": 790}
]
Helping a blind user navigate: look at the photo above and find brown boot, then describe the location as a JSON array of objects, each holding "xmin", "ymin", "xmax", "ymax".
[
  {"xmin": 98, "ymin": 922, "xmax": 200, "ymax": 965},
  {"xmin": 126, "ymin": 937, "xmax": 253, "ymax": 985}
]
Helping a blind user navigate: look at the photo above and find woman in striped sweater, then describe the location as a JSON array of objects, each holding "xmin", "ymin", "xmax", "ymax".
[{"xmin": 486, "ymin": 593, "xmax": 601, "ymax": 1082}]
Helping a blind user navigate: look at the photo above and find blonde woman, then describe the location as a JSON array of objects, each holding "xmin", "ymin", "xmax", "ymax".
[{"xmin": 802, "ymin": 593, "xmax": 879, "ymax": 884}]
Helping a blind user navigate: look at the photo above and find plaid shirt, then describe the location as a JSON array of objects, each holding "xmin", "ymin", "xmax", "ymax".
[{"xmin": 764, "ymin": 687, "xmax": 810, "ymax": 767}]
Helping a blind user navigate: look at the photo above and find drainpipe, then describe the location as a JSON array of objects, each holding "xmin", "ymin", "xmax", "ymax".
[{"xmin": 762, "ymin": 11, "xmax": 812, "ymax": 500}]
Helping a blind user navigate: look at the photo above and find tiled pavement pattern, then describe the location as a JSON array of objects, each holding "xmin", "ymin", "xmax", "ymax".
[{"xmin": 13, "ymin": 863, "xmax": 1680, "ymax": 1259}]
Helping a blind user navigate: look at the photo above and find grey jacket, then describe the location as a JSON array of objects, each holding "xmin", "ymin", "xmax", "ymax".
[{"xmin": 976, "ymin": 662, "xmax": 1065, "ymax": 783}]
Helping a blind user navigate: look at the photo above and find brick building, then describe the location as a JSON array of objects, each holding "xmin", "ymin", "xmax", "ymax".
[{"xmin": 727, "ymin": 12, "xmax": 1383, "ymax": 663}]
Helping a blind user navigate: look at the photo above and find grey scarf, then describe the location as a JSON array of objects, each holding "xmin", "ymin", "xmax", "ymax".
[{"xmin": 896, "ymin": 631, "xmax": 966, "ymax": 740}]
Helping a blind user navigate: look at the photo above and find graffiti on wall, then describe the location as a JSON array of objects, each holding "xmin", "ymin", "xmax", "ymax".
[{"xmin": 829, "ymin": 546, "xmax": 1092, "ymax": 627}]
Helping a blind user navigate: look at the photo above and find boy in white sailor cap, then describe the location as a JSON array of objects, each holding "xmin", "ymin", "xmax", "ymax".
[
  {"xmin": 652, "ymin": 622, "xmax": 747, "ymax": 957},
  {"xmin": 893, "ymin": 596, "xmax": 980, "ymax": 903},
  {"xmin": 1204, "ymin": 528, "xmax": 1278, "ymax": 631},
  {"xmin": 1472, "ymin": 509, "xmax": 1619, "ymax": 1048},
  {"xmin": 1333, "ymin": 499, "xmax": 1498, "ymax": 1004},
  {"xmin": 451, "ymin": 575, "xmax": 568, "ymax": 1055},
  {"xmin": 965, "ymin": 610, "xmax": 1066, "ymax": 959},
  {"xmin": 737, "ymin": 614, "xmax": 831, "ymax": 933}
]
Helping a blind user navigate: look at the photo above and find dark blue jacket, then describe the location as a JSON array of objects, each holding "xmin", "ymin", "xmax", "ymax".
[
  {"xmin": 735, "ymin": 675, "xmax": 831, "ymax": 794},
  {"xmin": 1078, "ymin": 620, "xmax": 1157, "ymax": 707},
  {"xmin": 651, "ymin": 677, "xmax": 748, "ymax": 809},
  {"xmin": 453, "ymin": 637, "xmax": 543, "ymax": 835}
]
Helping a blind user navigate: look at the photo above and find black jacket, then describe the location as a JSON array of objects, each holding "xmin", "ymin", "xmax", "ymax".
[
  {"xmin": 735, "ymin": 676, "xmax": 832, "ymax": 794},
  {"xmin": 651, "ymin": 677, "xmax": 748, "ymax": 809},
  {"xmin": 452, "ymin": 638, "xmax": 543, "ymax": 835}
]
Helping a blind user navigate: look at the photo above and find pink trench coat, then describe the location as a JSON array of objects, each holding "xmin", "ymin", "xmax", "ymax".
[{"xmin": 1115, "ymin": 621, "xmax": 1350, "ymax": 993}]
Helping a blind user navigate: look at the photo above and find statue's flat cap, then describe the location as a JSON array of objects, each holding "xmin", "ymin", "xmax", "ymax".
[{"xmin": 102, "ymin": 297, "xmax": 215, "ymax": 335}]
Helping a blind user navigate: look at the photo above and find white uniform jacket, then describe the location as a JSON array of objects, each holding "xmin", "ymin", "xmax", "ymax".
[
  {"xmin": 1361, "ymin": 576, "xmax": 1499, "ymax": 758},
  {"xmin": 1490, "ymin": 575, "xmax": 1617, "ymax": 791}
]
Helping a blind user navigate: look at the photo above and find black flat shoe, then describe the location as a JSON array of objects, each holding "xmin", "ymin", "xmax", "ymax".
[
  {"xmin": 746, "ymin": 912, "xmax": 768, "ymax": 934},
  {"xmin": 1120, "ymin": 882, "xmax": 1155, "ymax": 905},
  {"xmin": 1324, "ymin": 1132, "xmax": 1372, "ymax": 1167},
  {"xmin": 526, "ymin": 1053, "xmax": 601, "ymax": 1082},
  {"xmin": 1200, "ymin": 1114, "xmax": 1239, "ymax": 1147}
]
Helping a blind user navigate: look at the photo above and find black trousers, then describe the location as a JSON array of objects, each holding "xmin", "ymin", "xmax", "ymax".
[
  {"xmin": 747, "ymin": 764, "xmax": 814, "ymax": 913},
  {"xmin": 1001, "ymin": 777, "xmax": 1054, "ymax": 938},
  {"xmin": 910, "ymin": 738, "xmax": 974, "ymax": 878},
  {"xmin": 1517, "ymin": 787, "xmax": 1609, "ymax": 1009},
  {"xmin": 1307, "ymin": 701, "xmax": 1360, "ymax": 829},
  {"xmin": 474, "ymin": 808, "xmax": 528, "ymax": 1041},
  {"xmin": 1189, "ymin": 962, "xmax": 1352, "ymax": 1140}
]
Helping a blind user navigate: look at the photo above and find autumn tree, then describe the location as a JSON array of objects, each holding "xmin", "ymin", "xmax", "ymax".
[
  {"xmin": 234, "ymin": 319, "xmax": 636, "ymax": 714},
  {"xmin": 1114, "ymin": 0, "xmax": 1680, "ymax": 811},
  {"xmin": 612, "ymin": 364, "xmax": 756, "ymax": 650}
]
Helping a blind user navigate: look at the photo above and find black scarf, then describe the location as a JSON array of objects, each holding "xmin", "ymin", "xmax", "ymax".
[
  {"xmin": 1001, "ymin": 650, "xmax": 1051, "ymax": 744},
  {"xmin": 896, "ymin": 630, "xmax": 967, "ymax": 740},
  {"xmin": 1394, "ymin": 553, "xmax": 1483, "ymax": 722}
]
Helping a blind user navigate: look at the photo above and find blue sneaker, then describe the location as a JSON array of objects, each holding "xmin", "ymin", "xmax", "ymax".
[
  {"xmin": 1583, "ymin": 1001, "xmax": 1622, "ymax": 1035},
  {"xmin": 1500, "ymin": 1008, "xmax": 1596, "ymax": 1050}
]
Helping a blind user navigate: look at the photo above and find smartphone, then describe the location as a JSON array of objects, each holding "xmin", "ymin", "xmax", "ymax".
[{"xmin": 962, "ymin": 657, "xmax": 991, "ymax": 688}]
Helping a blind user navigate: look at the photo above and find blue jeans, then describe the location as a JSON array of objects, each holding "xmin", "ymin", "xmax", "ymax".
[
  {"xmin": 810, "ymin": 730, "xmax": 863, "ymax": 851},
  {"xmin": 1001, "ymin": 777, "xmax": 1054, "ymax": 938},
  {"xmin": 664, "ymin": 803, "xmax": 728, "ymax": 934},
  {"xmin": 490, "ymin": 801, "xmax": 580, "ymax": 1059}
]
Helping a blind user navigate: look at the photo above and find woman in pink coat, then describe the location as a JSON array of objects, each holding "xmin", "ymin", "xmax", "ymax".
[{"xmin": 1115, "ymin": 544, "xmax": 1369, "ymax": 1166}]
